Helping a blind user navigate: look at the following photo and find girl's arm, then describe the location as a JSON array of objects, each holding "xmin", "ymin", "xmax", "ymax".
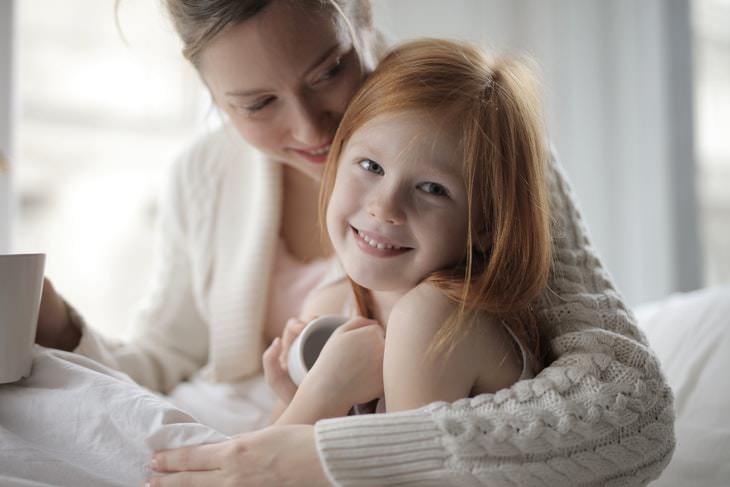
[
  {"xmin": 266, "ymin": 280, "xmax": 379, "ymax": 425},
  {"xmin": 383, "ymin": 283, "xmax": 522, "ymax": 412},
  {"xmin": 263, "ymin": 281, "xmax": 350, "ymax": 425},
  {"xmin": 274, "ymin": 317, "xmax": 385, "ymax": 425}
]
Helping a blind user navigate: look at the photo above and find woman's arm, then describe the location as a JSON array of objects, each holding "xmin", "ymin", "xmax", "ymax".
[
  {"xmin": 39, "ymin": 139, "xmax": 214, "ymax": 394},
  {"xmin": 151, "ymin": 153, "xmax": 675, "ymax": 486}
]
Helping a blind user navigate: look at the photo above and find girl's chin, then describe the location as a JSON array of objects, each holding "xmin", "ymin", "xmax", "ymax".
[{"xmin": 346, "ymin": 271, "xmax": 411, "ymax": 293}]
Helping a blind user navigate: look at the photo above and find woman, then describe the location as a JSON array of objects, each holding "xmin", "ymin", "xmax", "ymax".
[{"xmin": 36, "ymin": 0, "xmax": 675, "ymax": 485}]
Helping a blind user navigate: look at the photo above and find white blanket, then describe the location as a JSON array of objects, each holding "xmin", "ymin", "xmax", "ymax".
[
  {"xmin": 0, "ymin": 348, "xmax": 228, "ymax": 487},
  {"xmin": 634, "ymin": 286, "xmax": 730, "ymax": 487},
  {"xmin": 4, "ymin": 286, "xmax": 729, "ymax": 486}
]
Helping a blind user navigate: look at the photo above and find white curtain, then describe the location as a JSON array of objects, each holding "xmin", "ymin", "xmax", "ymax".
[
  {"xmin": 0, "ymin": 0, "xmax": 17, "ymax": 253},
  {"xmin": 373, "ymin": 0, "xmax": 701, "ymax": 304}
]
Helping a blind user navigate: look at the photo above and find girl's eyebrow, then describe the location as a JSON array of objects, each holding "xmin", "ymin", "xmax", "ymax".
[
  {"xmin": 224, "ymin": 44, "xmax": 342, "ymax": 99},
  {"xmin": 345, "ymin": 140, "xmax": 384, "ymax": 162},
  {"xmin": 347, "ymin": 139, "xmax": 461, "ymax": 182}
]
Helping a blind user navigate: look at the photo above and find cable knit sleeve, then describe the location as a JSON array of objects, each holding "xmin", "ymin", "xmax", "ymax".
[{"xmin": 314, "ymin": 153, "xmax": 676, "ymax": 486}]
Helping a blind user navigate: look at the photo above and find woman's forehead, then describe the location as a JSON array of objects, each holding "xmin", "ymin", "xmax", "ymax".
[{"xmin": 199, "ymin": 1, "xmax": 351, "ymax": 91}]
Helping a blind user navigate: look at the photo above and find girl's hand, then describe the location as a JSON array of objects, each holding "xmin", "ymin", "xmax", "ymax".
[
  {"xmin": 305, "ymin": 317, "xmax": 385, "ymax": 408},
  {"xmin": 262, "ymin": 318, "xmax": 307, "ymax": 404},
  {"xmin": 147, "ymin": 425, "xmax": 331, "ymax": 487}
]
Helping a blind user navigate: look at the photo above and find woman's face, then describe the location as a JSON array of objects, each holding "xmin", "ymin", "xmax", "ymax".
[{"xmin": 199, "ymin": 1, "xmax": 371, "ymax": 181}]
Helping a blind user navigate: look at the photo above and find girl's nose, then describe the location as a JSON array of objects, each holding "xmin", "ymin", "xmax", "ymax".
[{"xmin": 367, "ymin": 189, "xmax": 406, "ymax": 225}]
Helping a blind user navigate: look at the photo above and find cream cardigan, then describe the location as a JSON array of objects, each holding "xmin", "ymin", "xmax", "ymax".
[
  {"xmin": 74, "ymin": 126, "xmax": 674, "ymax": 485},
  {"xmin": 76, "ymin": 125, "xmax": 284, "ymax": 389}
]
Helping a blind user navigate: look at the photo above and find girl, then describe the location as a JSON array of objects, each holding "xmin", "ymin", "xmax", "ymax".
[{"xmin": 263, "ymin": 38, "xmax": 552, "ymax": 422}]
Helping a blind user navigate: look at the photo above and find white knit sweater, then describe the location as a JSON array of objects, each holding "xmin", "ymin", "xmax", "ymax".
[
  {"xmin": 74, "ymin": 126, "xmax": 674, "ymax": 485},
  {"xmin": 314, "ymin": 155, "xmax": 675, "ymax": 486}
]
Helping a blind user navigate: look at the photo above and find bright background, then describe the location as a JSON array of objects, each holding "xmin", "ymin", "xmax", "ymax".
[{"xmin": 0, "ymin": 0, "xmax": 728, "ymax": 338}]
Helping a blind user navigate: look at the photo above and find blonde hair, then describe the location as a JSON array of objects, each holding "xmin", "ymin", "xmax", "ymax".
[{"xmin": 320, "ymin": 39, "xmax": 552, "ymax": 372}]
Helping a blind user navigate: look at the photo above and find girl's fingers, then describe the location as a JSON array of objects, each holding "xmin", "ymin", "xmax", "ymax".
[
  {"xmin": 280, "ymin": 318, "xmax": 307, "ymax": 368},
  {"xmin": 263, "ymin": 338, "xmax": 281, "ymax": 371},
  {"xmin": 263, "ymin": 337, "xmax": 297, "ymax": 402}
]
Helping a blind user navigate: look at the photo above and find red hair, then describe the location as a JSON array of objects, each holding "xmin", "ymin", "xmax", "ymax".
[{"xmin": 320, "ymin": 39, "xmax": 552, "ymax": 372}]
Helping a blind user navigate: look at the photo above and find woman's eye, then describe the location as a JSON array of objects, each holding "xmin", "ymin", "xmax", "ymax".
[
  {"xmin": 317, "ymin": 57, "xmax": 345, "ymax": 83},
  {"xmin": 243, "ymin": 96, "xmax": 275, "ymax": 114},
  {"xmin": 418, "ymin": 182, "xmax": 449, "ymax": 197},
  {"xmin": 358, "ymin": 159, "xmax": 384, "ymax": 175}
]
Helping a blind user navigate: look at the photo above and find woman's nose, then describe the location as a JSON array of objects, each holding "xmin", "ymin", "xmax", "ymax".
[
  {"xmin": 367, "ymin": 188, "xmax": 406, "ymax": 225},
  {"xmin": 289, "ymin": 95, "xmax": 332, "ymax": 147}
]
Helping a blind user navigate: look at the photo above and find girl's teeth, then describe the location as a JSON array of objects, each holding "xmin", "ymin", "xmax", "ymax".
[{"xmin": 357, "ymin": 230, "xmax": 402, "ymax": 250}]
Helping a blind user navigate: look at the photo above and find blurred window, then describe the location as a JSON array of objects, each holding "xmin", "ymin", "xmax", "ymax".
[
  {"xmin": 15, "ymin": 0, "xmax": 210, "ymax": 337},
  {"xmin": 693, "ymin": 0, "xmax": 730, "ymax": 285}
]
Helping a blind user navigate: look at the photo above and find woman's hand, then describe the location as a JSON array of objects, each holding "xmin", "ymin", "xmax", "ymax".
[
  {"xmin": 306, "ymin": 317, "xmax": 385, "ymax": 407},
  {"xmin": 147, "ymin": 425, "xmax": 331, "ymax": 487},
  {"xmin": 262, "ymin": 318, "xmax": 307, "ymax": 404},
  {"xmin": 35, "ymin": 278, "xmax": 80, "ymax": 351}
]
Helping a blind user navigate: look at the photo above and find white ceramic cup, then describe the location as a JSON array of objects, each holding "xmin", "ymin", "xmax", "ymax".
[
  {"xmin": 0, "ymin": 253, "xmax": 45, "ymax": 384},
  {"xmin": 287, "ymin": 314, "xmax": 349, "ymax": 386}
]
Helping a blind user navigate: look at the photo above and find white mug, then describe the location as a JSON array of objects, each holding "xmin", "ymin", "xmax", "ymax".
[
  {"xmin": 0, "ymin": 253, "xmax": 45, "ymax": 384},
  {"xmin": 287, "ymin": 314, "xmax": 349, "ymax": 386}
]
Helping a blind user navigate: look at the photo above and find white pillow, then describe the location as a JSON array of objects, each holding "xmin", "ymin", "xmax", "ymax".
[{"xmin": 634, "ymin": 286, "xmax": 730, "ymax": 487}]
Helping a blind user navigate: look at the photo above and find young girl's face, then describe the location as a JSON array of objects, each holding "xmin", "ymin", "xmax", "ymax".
[{"xmin": 326, "ymin": 111, "xmax": 471, "ymax": 292}]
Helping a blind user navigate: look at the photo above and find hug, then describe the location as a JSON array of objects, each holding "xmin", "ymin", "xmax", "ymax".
[{"xmin": 3, "ymin": 1, "xmax": 679, "ymax": 486}]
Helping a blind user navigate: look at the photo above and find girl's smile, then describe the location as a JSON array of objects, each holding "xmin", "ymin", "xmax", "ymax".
[
  {"xmin": 327, "ymin": 112, "xmax": 471, "ymax": 293},
  {"xmin": 350, "ymin": 225, "xmax": 413, "ymax": 257}
]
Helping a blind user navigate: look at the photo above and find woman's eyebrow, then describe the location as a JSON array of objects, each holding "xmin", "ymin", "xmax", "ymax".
[{"xmin": 224, "ymin": 44, "xmax": 342, "ymax": 98}]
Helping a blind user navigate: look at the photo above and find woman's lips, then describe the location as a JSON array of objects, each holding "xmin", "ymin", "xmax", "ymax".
[
  {"xmin": 351, "ymin": 226, "xmax": 412, "ymax": 258},
  {"xmin": 291, "ymin": 142, "xmax": 331, "ymax": 164}
]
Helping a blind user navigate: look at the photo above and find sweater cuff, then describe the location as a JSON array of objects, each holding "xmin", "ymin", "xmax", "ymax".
[{"xmin": 315, "ymin": 412, "xmax": 456, "ymax": 486}]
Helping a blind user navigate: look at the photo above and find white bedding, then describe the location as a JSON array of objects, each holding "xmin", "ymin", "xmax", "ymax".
[
  {"xmin": 0, "ymin": 348, "xmax": 228, "ymax": 487},
  {"xmin": 634, "ymin": 286, "xmax": 730, "ymax": 487},
  {"xmin": 2, "ymin": 286, "xmax": 728, "ymax": 486}
]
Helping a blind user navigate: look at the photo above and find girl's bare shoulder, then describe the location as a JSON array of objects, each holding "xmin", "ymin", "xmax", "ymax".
[
  {"xmin": 388, "ymin": 282, "xmax": 455, "ymax": 335},
  {"xmin": 389, "ymin": 281, "xmax": 523, "ymax": 395}
]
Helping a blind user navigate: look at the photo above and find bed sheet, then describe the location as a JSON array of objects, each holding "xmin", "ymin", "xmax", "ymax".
[
  {"xmin": 635, "ymin": 286, "xmax": 730, "ymax": 487},
  {"xmin": 0, "ymin": 347, "xmax": 228, "ymax": 487}
]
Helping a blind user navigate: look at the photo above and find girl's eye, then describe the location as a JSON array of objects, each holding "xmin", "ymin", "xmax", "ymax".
[
  {"xmin": 316, "ymin": 56, "xmax": 345, "ymax": 83},
  {"xmin": 244, "ymin": 96, "xmax": 275, "ymax": 114},
  {"xmin": 418, "ymin": 182, "xmax": 449, "ymax": 197},
  {"xmin": 359, "ymin": 159, "xmax": 384, "ymax": 175}
]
